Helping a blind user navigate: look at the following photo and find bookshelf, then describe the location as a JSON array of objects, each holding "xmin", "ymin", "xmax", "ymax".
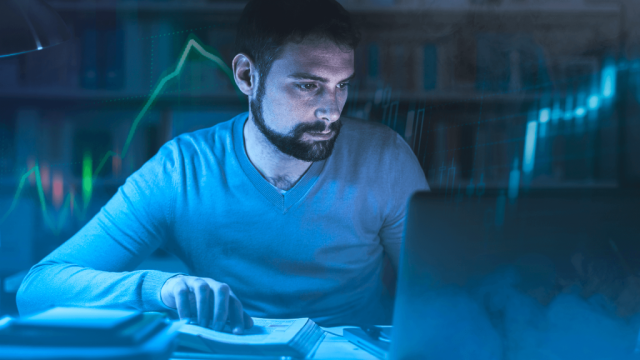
[{"xmin": 0, "ymin": 0, "xmax": 636, "ymax": 280}]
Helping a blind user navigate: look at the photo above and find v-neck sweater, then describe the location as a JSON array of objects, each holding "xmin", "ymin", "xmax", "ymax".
[
  {"xmin": 17, "ymin": 112, "xmax": 429, "ymax": 326},
  {"xmin": 234, "ymin": 114, "xmax": 326, "ymax": 213}
]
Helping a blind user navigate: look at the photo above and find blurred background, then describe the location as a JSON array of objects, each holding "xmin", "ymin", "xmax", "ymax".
[{"xmin": 1, "ymin": 0, "xmax": 639, "ymax": 316}]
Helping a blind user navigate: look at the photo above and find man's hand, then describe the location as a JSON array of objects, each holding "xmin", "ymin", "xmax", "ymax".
[{"xmin": 160, "ymin": 275, "xmax": 253, "ymax": 334}]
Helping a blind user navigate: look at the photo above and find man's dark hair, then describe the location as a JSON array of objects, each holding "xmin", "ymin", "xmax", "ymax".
[{"xmin": 235, "ymin": 0, "xmax": 361, "ymax": 85}]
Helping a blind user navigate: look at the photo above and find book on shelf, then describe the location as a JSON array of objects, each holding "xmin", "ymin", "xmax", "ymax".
[
  {"xmin": 103, "ymin": 27, "xmax": 125, "ymax": 90},
  {"xmin": 80, "ymin": 27, "xmax": 98, "ymax": 89}
]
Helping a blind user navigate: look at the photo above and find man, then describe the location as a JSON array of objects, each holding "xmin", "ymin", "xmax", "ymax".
[{"xmin": 17, "ymin": 0, "xmax": 429, "ymax": 333}]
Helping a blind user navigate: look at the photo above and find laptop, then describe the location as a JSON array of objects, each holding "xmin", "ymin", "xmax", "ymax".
[{"xmin": 390, "ymin": 189, "xmax": 640, "ymax": 360}]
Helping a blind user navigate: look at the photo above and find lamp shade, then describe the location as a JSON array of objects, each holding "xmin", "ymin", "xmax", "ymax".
[{"xmin": 0, "ymin": 0, "xmax": 70, "ymax": 57}]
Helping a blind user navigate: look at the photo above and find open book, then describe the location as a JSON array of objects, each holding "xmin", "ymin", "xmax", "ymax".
[{"xmin": 177, "ymin": 318, "xmax": 325, "ymax": 358}]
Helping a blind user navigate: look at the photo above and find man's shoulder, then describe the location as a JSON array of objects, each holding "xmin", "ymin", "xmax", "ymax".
[
  {"xmin": 338, "ymin": 116, "xmax": 411, "ymax": 156},
  {"xmin": 340, "ymin": 116, "xmax": 396, "ymax": 138},
  {"xmin": 167, "ymin": 112, "xmax": 245, "ymax": 154},
  {"xmin": 334, "ymin": 116, "xmax": 429, "ymax": 191},
  {"xmin": 339, "ymin": 116, "xmax": 401, "ymax": 149}
]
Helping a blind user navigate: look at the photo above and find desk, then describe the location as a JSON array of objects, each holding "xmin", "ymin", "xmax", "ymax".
[
  {"xmin": 312, "ymin": 332, "xmax": 379, "ymax": 359},
  {"xmin": 170, "ymin": 326, "xmax": 380, "ymax": 360}
]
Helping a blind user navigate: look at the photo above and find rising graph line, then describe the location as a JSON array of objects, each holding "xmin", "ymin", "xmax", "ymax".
[{"xmin": 0, "ymin": 35, "xmax": 239, "ymax": 233}]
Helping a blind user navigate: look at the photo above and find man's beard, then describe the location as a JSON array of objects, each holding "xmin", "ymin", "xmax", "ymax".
[{"xmin": 250, "ymin": 83, "xmax": 342, "ymax": 162}]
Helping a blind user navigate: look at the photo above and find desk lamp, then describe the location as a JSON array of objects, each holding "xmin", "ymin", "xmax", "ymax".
[{"xmin": 0, "ymin": 0, "xmax": 70, "ymax": 58}]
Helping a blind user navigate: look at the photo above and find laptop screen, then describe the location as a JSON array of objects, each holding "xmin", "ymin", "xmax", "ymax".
[{"xmin": 391, "ymin": 189, "xmax": 640, "ymax": 360}]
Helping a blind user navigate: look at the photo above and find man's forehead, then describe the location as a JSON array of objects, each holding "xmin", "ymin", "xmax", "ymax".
[{"xmin": 271, "ymin": 39, "xmax": 354, "ymax": 79}]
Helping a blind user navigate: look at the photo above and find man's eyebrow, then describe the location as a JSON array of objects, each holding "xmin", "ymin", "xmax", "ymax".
[{"xmin": 287, "ymin": 72, "xmax": 356, "ymax": 83}]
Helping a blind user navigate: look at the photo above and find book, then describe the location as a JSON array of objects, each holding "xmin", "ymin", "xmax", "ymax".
[
  {"xmin": 103, "ymin": 27, "xmax": 124, "ymax": 90},
  {"xmin": 0, "ymin": 308, "xmax": 183, "ymax": 360},
  {"xmin": 177, "ymin": 318, "xmax": 325, "ymax": 358},
  {"xmin": 80, "ymin": 27, "xmax": 98, "ymax": 89},
  {"xmin": 0, "ymin": 309, "xmax": 167, "ymax": 347},
  {"xmin": 15, "ymin": 307, "xmax": 142, "ymax": 332}
]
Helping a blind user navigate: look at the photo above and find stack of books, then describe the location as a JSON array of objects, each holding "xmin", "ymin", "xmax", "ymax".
[
  {"xmin": 177, "ymin": 317, "xmax": 325, "ymax": 358},
  {"xmin": 0, "ymin": 307, "xmax": 182, "ymax": 360}
]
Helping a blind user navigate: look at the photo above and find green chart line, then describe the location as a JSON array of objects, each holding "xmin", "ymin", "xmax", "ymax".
[{"xmin": 0, "ymin": 35, "xmax": 239, "ymax": 234}]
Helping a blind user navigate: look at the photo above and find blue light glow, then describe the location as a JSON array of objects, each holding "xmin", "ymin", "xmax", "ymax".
[
  {"xmin": 574, "ymin": 107, "xmax": 586, "ymax": 117},
  {"xmin": 539, "ymin": 108, "xmax": 550, "ymax": 123},
  {"xmin": 601, "ymin": 66, "xmax": 616, "ymax": 98},
  {"xmin": 522, "ymin": 121, "xmax": 538, "ymax": 174},
  {"xmin": 588, "ymin": 95, "xmax": 600, "ymax": 110}
]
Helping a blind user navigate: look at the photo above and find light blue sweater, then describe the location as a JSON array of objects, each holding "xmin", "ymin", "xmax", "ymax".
[{"xmin": 17, "ymin": 113, "xmax": 429, "ymax": 326}]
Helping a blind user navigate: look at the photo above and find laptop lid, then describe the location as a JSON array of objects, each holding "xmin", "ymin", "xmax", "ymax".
[{"xmin": 390, "ymin": 189, "xmax": 640, "ymax": 360}]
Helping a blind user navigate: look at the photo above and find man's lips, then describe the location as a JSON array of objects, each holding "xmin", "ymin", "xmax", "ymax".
[{"xmin": 306, "ymin": 131, "xmax": 333, "ymax": 140}]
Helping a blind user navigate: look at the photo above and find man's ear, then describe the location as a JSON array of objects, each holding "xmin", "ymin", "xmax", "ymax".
[{"xmin": 232, "ymin": 53, "xmax": 257, "ymax": 97}]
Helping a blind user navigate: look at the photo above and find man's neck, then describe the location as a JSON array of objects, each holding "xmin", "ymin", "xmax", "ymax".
[{"xmin": 243, "ymin": 115, "xmax": 312, "ymax": 191}]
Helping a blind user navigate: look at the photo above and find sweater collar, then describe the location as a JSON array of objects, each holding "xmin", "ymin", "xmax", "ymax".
[{"xmin": 232, "ymin": 112, "xmax": 326, "ymax": 213}]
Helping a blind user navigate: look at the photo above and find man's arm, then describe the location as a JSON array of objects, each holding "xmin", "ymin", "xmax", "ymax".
[
  {"xmin": 17, "ymin": 139, "xmax": 253, "ymax": 333},
  {"xmin": 16, "ymin": 141, "xmax": 182, "ymax": 316},
  {"xmin": 378, "ymin": 132, "xmax": 430, "ymax": 270}
]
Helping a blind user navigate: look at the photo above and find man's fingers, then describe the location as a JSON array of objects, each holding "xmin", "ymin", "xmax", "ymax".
[
  {"xmin": 212, "ymin": 283, "xmax": 230, "ymax": 331},
  {"xmin": 229, "ymin": 298, "xmax": 245, "ymax": 335},
  {"xmin": 173, "ymin": 278, "xmax": 249, "ymax": 332},
  {"xmin": 190, "ymin": 278, "xmax": 212, "ymax": 328},
  {"xmin": 173, "ymin": 281, "xmax": 192, "ymax": 321},
  {"xmin": 228, "ymin": 288, "xmax": 252, "ymax": 330}
]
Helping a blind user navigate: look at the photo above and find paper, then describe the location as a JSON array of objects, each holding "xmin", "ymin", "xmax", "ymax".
[{"xmin": 179, "ymin": 318, "xmax": 306, "ymax": 345}]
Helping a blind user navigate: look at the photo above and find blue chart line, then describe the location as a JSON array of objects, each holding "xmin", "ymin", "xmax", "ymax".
[{"xmin": 522, "ymin": 120, "xmax": 538, "ymax": 174}]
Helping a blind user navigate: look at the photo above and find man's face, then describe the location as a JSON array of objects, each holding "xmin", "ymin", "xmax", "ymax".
[{"xmin": 251, "ymin": 38, "xmax": 355, "ymax": 162}]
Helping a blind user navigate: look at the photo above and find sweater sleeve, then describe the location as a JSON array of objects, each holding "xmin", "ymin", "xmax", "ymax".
[
  {"xmin": 378, "ymin": 133, "xmax": 430, "ymax": 270},
  {"xmin": 16, "ymin": 141, "xmax": 184, "ymax": 316}
]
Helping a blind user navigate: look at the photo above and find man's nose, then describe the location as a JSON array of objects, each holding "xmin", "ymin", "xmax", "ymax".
[{"xmin": 315, "ymin": 90, "xmax": 342, "ymax": 123}]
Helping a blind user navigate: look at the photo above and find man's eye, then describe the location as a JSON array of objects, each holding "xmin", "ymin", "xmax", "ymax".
[
  {"xmin": 297, "ymin": 84, "xmax": 317, "ymax": 91},
  {"xmin": 338, "ymin": 82, "xmax": 350, "ymax": 89}
]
